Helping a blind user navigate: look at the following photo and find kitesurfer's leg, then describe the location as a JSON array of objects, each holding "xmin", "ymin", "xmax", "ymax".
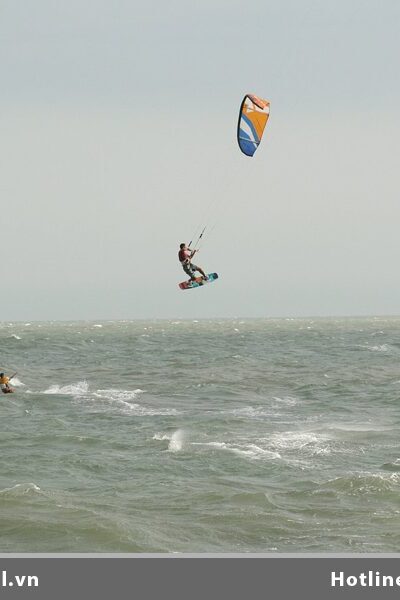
[
  {"xmin": 197, "ymin": 266, "xmax": 208, "ymax": 280},
  {"xmin": 190, "ymin": 263, "xmax": 208, "ymax": 280},
  {"xmin": 182, "ymin": 263, "xmax": 193, "ymax": 283}
]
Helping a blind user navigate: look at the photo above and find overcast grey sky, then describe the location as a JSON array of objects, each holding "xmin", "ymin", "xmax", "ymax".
[{"xmin": 1, "ymin": 0, "xmax": 399, "ymax": 320}]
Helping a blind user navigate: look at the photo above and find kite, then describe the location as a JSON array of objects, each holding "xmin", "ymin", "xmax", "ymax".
[{"xmin": 237, "ymin": 94, "xmax": 270, "ymax": 157}]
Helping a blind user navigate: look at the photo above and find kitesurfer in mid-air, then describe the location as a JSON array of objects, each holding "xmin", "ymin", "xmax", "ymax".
[
  {"xmin": 178, "ymin": 243, "xmax": 208, "ymax": 283},
  {"xmin": 0, "ymin": 372, "xmax": 15, "ymax": 394}
]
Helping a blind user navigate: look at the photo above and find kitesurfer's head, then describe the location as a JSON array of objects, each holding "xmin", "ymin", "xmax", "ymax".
[
  {"xmin": 0, "ymin": 373, "xmax": 3, "ymax": 378},
  {"xmin": 180, "ymin": 243, "xmax": 186, "ymax": 249}
]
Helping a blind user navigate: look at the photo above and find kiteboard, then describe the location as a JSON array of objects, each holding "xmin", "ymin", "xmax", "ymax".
[{"xmin": 179, "ymin": 273, "xmax": 218, "ymax": 290}]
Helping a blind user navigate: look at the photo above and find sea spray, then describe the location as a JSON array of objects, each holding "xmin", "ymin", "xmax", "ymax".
[{"xmin": 168, "ymin": 430, "xmax": 185, "ymax": 452}]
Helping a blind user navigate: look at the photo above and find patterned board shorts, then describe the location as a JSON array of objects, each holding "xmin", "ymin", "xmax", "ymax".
[{"xmin": 183, "ymin": 262, "xmax": 199, "ymax": 278}]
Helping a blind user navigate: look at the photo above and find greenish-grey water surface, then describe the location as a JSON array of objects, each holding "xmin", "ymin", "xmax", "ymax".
[{"xmin": 1, "ymin": 318, "xmax": 400, "ymax": 552}]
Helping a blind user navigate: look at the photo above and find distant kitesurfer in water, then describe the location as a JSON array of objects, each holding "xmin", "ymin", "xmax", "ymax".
[
  {"xmin": 0, "ymin": 372, "xmax": 15, "ymax": 394},
  {"xmin": 178, "ymin": 243, "xmax": 208, "ymax": 283}
]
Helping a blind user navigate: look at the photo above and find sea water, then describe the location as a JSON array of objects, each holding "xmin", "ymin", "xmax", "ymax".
[{"xmin": 1, "ymin": 318, "xmax": 400, "ymax": 552}]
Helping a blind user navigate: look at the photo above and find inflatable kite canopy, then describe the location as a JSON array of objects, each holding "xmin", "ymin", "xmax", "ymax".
[{"xmin": 237, "ymin": 94, "xmax": 270, "ymax": 157}]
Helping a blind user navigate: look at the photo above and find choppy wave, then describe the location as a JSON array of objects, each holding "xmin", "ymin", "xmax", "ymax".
[
  {"xmin": 91, "ymin": 388, "xmax": 178, "ymax": 416},
  {"xmin": 268, "ymin": 431, "xmax": 331, "ymax": 455},
  {"xmin": 272, "ymin": 396, "xmax": 299, "ymax": 406},
  {"xmin": 37, "ymin": 380, "xmax": 179, "ymax": 416},
  {"xmin": 381, "ymin": 460, "xmax": 400, "ymax": 472},
  {"xmin": 320, "ymin": 472, "xmax": 400, "ymax": 494},
  {"xmin": 196, "ymin": 441, "xmax": 281, "ymax": 460},
  {"xmin": 0, "ymin": 483, "xmax": 41, "ymax": 496},
  {"xmin": 231, "ymin": 406, "xmax": 274, "ymax": 419}
]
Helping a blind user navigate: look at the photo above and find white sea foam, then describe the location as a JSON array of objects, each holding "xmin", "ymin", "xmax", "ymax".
[
  {"xmin": 10, "ymin": 334, "xmax": 21, "ymax": 340},
  {"xmin": 95, "ymin": 388, "xmax": 144, "ymax": 401},
  {"xmin": 0, "ymin": 482, "xmax": 41, "ymax": 496},
  {"xmin": 268, "ymin": 431, "xmax": 331, "ymax": 455},
  {"xmin": 40, "ymin": 383, "xmax": 177, "ymax": 416},
  {"xmin": 199, "ymin": 441, "xmax": 281, "ymax": 460},
  {"xmin": 229, "ymin": 444, "xmax": 281, "ymax": 460},
  {"xmin": 356, "ymin": 343, "xmax": 390, "ymax": 352},
  {"xmin": 231, "ymin": 406, "xmax": 274, "ymax": 419},
  {"xmin": 153, "ymin": 433, "xmax": 171, "ymax": 441},
  {"xmin": 272, "ymin": 396, "xmax": 298, "ymax": 406},
  {"xmin": 43, "ymin": 381, "xmax": 90, "ymax": 396},
  {"xmin": 200, "ymin": 441, "xmax": 227, "ymax": 449},
  {"xmin": 368, "ymin": 344, "xmax": 389, "ymax": 352},
  {"xmin": 230, "ymin": 398, "xmax": 298, "ymax": 420},
  {"xmin": 327, "ymin": 422, "xmax": 387, "ymax": 433},
  {"xmin": 323, "ymin": 472, "xmax": 400, "ymax": 492},
  {"xmin": 89, "ymin": 388, "xmax": 178, "ymax": 416}
]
